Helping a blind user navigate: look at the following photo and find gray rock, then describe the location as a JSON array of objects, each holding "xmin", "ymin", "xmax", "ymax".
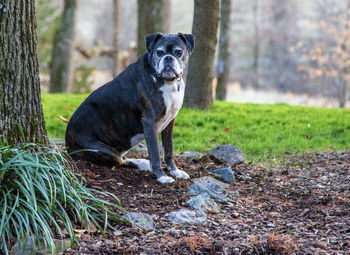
[
  {"xmin": 192, "ymin": 176, "xmax": 230, "ymax": 190},
  {"xmin": 182, "ymin": 151, "xmax": 203, "ymax": 159},
  {"xmin": 168, "ymin": 209, "xmax": 207, "ymax": 225},
  {"xmin": 188, "ymin": 182, "xmax": 232, "ymax": 202},
  {"xmin": 122, "ymin": 212, "xmax": 156, "ymax": 231},
  {"xmin": 131, "ymin": 143, "xmax": 148, "ymax": 152},
  {"xmin": 209, "ymin": 144, "xmax": 244, "ymax": 166},
  {"xmin": 12, "ymin": 237, "xmax": 71, "ymax": 255},
  {"xmin": 186, "ymin": 193, "xmax": 221, "ymax": 214},
  {"xmin": 130, "ymin": 143, "xmax": 164, "ymax": 155},
  {"xmin": 212, "ymin": 167, "xmax": 235, "ymax": 183}
]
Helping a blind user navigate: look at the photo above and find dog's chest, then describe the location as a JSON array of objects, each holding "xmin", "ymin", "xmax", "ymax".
[{"xmin": 157, "ymin": 81, "xmax": 184, "ymax": 132}]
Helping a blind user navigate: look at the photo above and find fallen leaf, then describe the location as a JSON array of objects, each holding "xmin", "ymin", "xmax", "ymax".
[{"xmin": 223, "ymin": 126, "xmax": 235, "ymax": 132}]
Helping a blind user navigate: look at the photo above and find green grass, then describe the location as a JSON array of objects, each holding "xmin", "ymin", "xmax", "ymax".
[{"xmin": 42, "ymin": 93, "xmax": 350, "ymax": 162}]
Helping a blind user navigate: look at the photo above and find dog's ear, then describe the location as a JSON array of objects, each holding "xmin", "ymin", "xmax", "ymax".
[
  {"xmin": 177, "ymin": 33, "xmax": 195, "ymax": 54},
  {"xmin": 145, "ymin": 33, "xmax": 163, "ymax": 54}
]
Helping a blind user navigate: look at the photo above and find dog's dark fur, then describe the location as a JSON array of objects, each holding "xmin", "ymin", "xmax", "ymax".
[{"xmin": 65, "ymin": 33, "xmax": 194, "ymax": 183}]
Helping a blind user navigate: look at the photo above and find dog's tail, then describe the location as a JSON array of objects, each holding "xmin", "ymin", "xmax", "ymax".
[{"xmin": 59, "ymin": 115, "xmax": 69, "ymax": 124}]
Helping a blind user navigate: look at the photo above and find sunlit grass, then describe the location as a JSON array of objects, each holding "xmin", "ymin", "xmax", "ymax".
[{"xmin": 42, "ymin": 93, "xmax": 350, "ymax": 162}]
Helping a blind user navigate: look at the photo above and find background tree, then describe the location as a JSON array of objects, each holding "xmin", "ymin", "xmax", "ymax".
[
  {"xmin": 113, "ymin": 0, "xmax": 120, "ymax": 77},
  {"xmin": 184, "ymin": 0, "xmax": 220, "ymax": 109},
  {"xmin": 0, "ymin": 0, "xmax": 47, "ymax": 145},
  {"xmin": 298, "ymin": 0, "xmax": 350, "ymax": 108},
  {"xmin": 266, "ymin": 0, "xmax": 297, "ymax": 90},
  {"xmin": 340, "ymin": 0, "xmax": 350, "ymax": 107},
  {"xmin": 36, "ymin": 0, "xmax": 61, "ymax": 77},
  {"xmin": 162, "ymin": 0, "xmax": 172, "ymax": 33},
  {"xmin": 252, "ymin": 0, "xmax": 260, "ymax": 89},
  {"xmin": 137, "ymin": 0, "xmax": 171, "ymax": 56},
  {"xmin": 49, "ymin": 0, "xmax": 77, "ymax": 93},
  {"xmin": 216, "ymin": 0, "xmax": 232, "ymax": 100}
]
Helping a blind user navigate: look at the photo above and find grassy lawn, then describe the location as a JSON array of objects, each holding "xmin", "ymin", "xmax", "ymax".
[{"xmin": 42, "ymin": 93, "xmax": 350, "ymax": 162}]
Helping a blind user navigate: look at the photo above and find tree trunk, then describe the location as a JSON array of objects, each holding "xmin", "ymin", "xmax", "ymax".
[
  {"xmin": 339, "ymin": 0, "xmax": 350, "ymax": 108},
  {"xmin": 113, "ymin": 0, "xmax": 120, "ymax": 77},
  {"xmin": 252, "ymin": 0, "xmax": 260, "ymax": 89},
  {"xmin": 137, "ymin": 0, "xmax": 170, "ymax": 56},
  {"xmin": 268, "ymin": 0, "xmax": 293, "ymax": 90},
  {"xmin": 184, "ymin": 0, "xmax": 220, "ymax": 109},
  {"xmin": 161, "ymin": 0, "xmax": 171, "ymax": 33},
  {"xmin": 49, "ymin": 0, "xmax": 77, "ymax": 93},
  {"xmin": 0, "ymin": 0, "xmax": 48, "ymax": 145},
  {"xmin": 216, "ymin": 0, "xmax": 232, "ymax": 100},
  {"xmin": 339, "ymin": 79, "xmax": 348, "ymax": 108}
]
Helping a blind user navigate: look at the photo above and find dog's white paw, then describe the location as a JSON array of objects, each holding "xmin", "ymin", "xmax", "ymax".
[
  {"xmin": 158, "ymin": 176, "xmax": 175, "ymax": 183},
  {"xmin": 170, "ymin": 169, "xmax": 190, "ymax": 179},
  {"xmin": 126, "ymin": 158, "xmax": 151, "ymax": 171}
]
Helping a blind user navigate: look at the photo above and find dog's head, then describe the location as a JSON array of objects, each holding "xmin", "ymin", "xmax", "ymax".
[{"xmin": 145, "ymin": 33, "xmax": 195, "ymax": 81}]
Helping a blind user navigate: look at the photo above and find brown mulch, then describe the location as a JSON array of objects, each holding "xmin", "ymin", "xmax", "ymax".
[{"xmin": 64, "ymin": 151, "xmax": 350, "ymax": 255}]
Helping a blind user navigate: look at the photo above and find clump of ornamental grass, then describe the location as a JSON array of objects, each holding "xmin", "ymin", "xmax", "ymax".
[{"xmin": 0, "ymin": 143, "xmax": 127, "ymax": 254}]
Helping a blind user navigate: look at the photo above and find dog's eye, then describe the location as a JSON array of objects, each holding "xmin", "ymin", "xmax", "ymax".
[
  {"xmin": 174, "ymin": 49, "xmax": 183, "ymax": 57},
  {"xmin": 156, "ymin": 50, "xmax": 165, "ymax": 57}
]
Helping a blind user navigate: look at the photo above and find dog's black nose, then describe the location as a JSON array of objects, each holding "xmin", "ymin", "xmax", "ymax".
[{"xmin": 164, "ymin": 55, "xmax": 174, "ymax": 63}]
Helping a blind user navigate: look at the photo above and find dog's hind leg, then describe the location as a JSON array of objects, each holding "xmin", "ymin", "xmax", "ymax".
[{"xmin": 69, "ymin": 141, "xmax": 120, "ymax": 166}]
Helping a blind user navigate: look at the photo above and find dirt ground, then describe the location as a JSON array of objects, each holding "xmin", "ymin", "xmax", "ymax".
[{"xmin": 63, "ymin": 151, "xmax": 350, "ymax": 255}]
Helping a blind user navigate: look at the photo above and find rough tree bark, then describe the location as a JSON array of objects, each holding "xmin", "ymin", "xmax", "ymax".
[
  {"xmin": 49, "ymin": 0, "xmax": 77, "ymax": 93},
  {"xmin": 137, "ymin": 0, "xmax": 170, "ymax": 56},
  {"xmin": 216, "ymin": 0, "xmax": 232, "ymax": 100},
  {"xmin": 0, "ymin": 0, "xmax": 48, "ymax": 145},
  {"xmin": 113, "ymin": 0, "xmax": 120, "ymax": 77},
  {"xmin": 184, "ymin": 0, "xmax": 220, "ymax": 109}
]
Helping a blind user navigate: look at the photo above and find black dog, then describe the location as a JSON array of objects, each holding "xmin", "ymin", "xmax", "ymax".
[{"xmin": 65, "ymin": 33, "xmax": 194, "ymax": 183}]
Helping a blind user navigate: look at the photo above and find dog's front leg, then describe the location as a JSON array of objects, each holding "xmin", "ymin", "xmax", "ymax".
[
  {"xmin": 142, "ymin": 115, "xmax": 175, "ymax": 183},
  {"xmin": 161, "ymin": 119, "xmax": 190, "ymax": 179}
]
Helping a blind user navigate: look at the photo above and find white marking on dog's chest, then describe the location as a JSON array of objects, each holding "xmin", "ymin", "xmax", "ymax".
[
  {"xmin": 157, "ymin": 80, "xmax": 184, "ymax": 133},
  {"xmin": 129, "ymin": 80, "xmax": 184, "ymax": 148}
]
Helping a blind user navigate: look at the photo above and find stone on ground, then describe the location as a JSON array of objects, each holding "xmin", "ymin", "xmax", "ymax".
[
  {"xmin": 12, "ymin": 237, "xmax": 71, "ymax": 255},
  {"xmin": 188, "ymin": 182, "xmax": 232, "ymax": 202},
  {"xmin": 123, "ymin": 212, "xmax": 156, "ymax": 231},
  {"xmin": 212, "ymin": 167, "xmax": 235, "ymax": 183},
  {"xmin": 186, "ymin": 193, "xmax": 221, "ymax": 214},
  {"xmin": 168, "ymin": 209, "xmax": 207, "ymax": 225},
  {"xmin": 209, "ymin": 144, "xmax": 244, "ymax": 166},
  {"xmin": 192, "ymin": 176, "xmax": 230, "ymax": 190},
  {"xmin": 182, "ymin": 151, "xmax": 203, "ymax": 159}
]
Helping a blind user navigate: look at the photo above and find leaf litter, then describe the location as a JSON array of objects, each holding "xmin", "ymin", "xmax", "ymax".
[{"xmin": 63, "ymin": 151, "xmax": 350, "ymax": 254}]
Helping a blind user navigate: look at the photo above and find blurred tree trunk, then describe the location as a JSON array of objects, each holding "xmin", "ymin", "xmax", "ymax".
[
  {"xmin": 113, "ymin": 0, "xmax": 120, "ymax": 77},
  {"xmin": 184, "ymin": 0, "xmax": 220, "ymax": 109},
  {"xmin": 162, "ymin": 1, "xmax": 171, "ymax": 33},
  {"xmin": 49, "ymin": 0, "xmax": 77, "ymax": 93},
  {"xmin": 268, "ymin": 0, "xmax": 296, "ymax": 90},
  {"xmin": 0, "ymin": 0, "xmax": 48, "ymax": 145},
  {"xmin": 252, "ymin": 0, "xmax": 260, "ymax": 89},
  {"xmin": 137, "ymin": 0, "xmax": 171, "ymax": 56},
  {"xmin": 339, "ymin": 0, "xmax": 350, "ymax": 108},
  {"xmin": 216, "ymin": 0, "xmax": 232, "ymax": 100}
]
